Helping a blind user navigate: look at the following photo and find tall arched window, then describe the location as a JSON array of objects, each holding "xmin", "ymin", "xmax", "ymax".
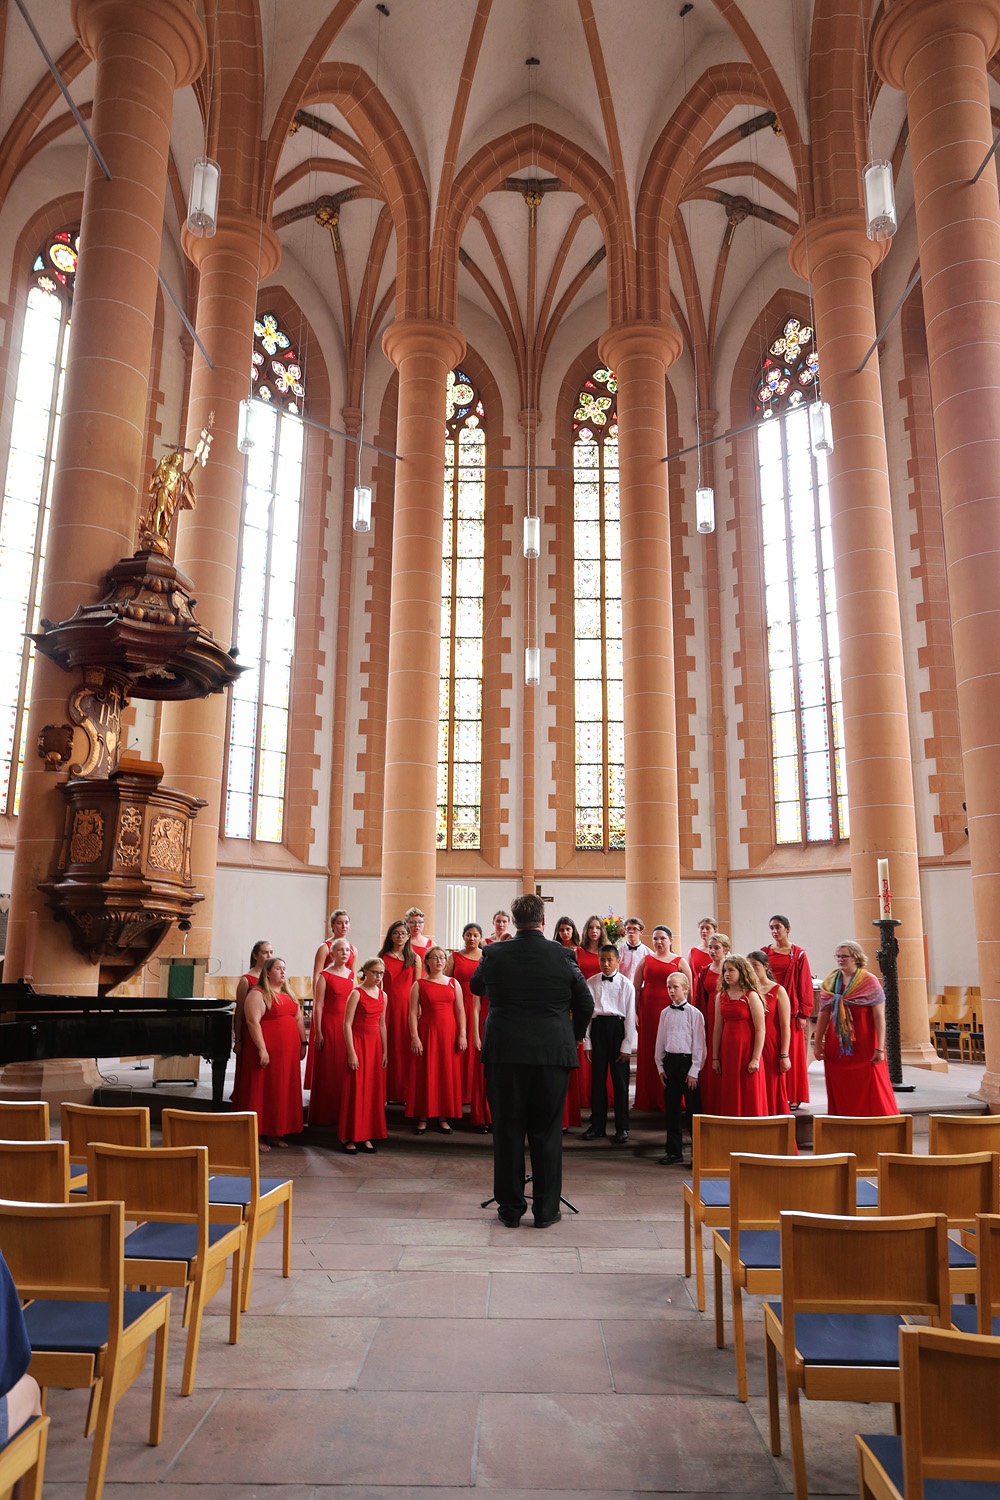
[
  {"xmin": 755, "ymin": 316, "xmax": 848, "ymax": 844},
  {"xmin": 223, "ymin": 312, "xmax": 305, "ymax": 842},
  {"xmin": 573, "ymin": 366, "xmax": 624, "ymax": 851},
  {"xmin": 0, "ymin": 228, "xmax": 78, "ymax": 814},
  {"xmin": 437, "ymin": 369, "xmax": 485, "ymax": 850}
]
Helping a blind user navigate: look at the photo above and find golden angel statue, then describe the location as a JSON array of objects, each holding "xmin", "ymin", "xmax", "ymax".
[{"xmin": 139, "ymin": 411, "xmax": 215, "ymax": 554}]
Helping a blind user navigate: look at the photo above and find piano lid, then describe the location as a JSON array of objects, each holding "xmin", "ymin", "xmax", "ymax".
[{"xmin": 0, "ymin": 980, "xmax": 233, "ymax": 1016}]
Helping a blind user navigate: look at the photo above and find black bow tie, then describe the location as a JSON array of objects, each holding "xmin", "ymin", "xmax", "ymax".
[
  {"xmin": 669, "ymin": 1002, "xmax": 687, "ymax": 1010},
  {"xmin": 601, "ymin": 974, "xmax": 615, "ymax": 982},
  {"xmin": 626, "ymin": 944, "xmax": 639, "ymax": 950}
]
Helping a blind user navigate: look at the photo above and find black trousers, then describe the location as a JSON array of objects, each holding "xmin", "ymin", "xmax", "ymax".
[
  {"xmin": 588, "ymin": 1016, "xmax": 630, "ymax": 1134},
  {"xmin": 485, "ymin": 1059, "xmax": 570, "ymax": 1222},
  {"xmin": 662, "ymin": 1052, "xmax": 698, "ymax": 1158}
]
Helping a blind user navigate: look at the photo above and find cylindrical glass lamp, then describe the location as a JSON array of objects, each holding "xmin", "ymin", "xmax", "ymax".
[
  {"xmin": 863, "ymin": 161, "xmax": 896, "ymax": 242},
  {"xmin": 186, "ymin": 158, "xmax": 221, "ymax": 239},
  {"xmin": 523, "ymin": 515, "xmax": 540, "ymax": 558},
  {"xmin": 695, "ymin": 486, "xmax": 715, "ymax": 534},
  {"xmin": 525, "ymin": 646, "xmax": 541, "ymax": 686},
  {"xmin": 808, "ymin": 399, "xmax": 834, "ymax": 456},
  {"xmin": 353, "ymin": 485, "xmax": 372, "ymax": 532},
  {"xmin": 237, "ymin": 399, "xmax": 255, "ymax": 454}
]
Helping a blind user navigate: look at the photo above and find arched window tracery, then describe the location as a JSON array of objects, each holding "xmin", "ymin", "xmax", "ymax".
[
  {"xmin": 0, "ymin": 227, "xmax": 78, "ymax": 814},
  {"xmin": 572, "ymin": 366, "xmax": 624, "ymax": 851},
  {"xmin": 223, "ymin": 311, "xmax": 305, "ymax": 843},
  {"xmin": 754, "ymin": 317, "xmax": 847, "ymax": 844}
]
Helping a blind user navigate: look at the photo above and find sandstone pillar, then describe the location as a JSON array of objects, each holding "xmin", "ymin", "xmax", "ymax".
[
  {"xmin": 874, "ymin": 0, "xmax": 1000, "ymax": 1098},
  {"xmin": 157, "ymin": 213, "xmax": 281, "ymax": 957},
  {"xmin": 379, "ymin": 319, "xmax": 465, "ymax": 936},
  {"xmin": 790, "ymin": 212, "xmax": 937, "ymax": 1067},
  {"xmin": 4, "ymin": 0, "xmax": 206, "ymax": 989},
  {"xmin": 598, "ymin": 322, "xmax": 683, "ymax": 933}
]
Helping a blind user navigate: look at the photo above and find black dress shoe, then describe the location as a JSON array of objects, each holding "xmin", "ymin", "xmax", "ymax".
[
  {"xmin": 497, "ymin": 1210, "xmax": 523, "ymax": 1228},
  {"xmin": 581, "ymin": 1125, "xmax": 606, "ymax": 1141},
  {"xmin": 659, "ymin": 1153, "xmax": 684, "ymax": 1165},
  {"xmin": 534, "ymin": 1210, "xmax": 562, "ymax": 1229},
  {"xmin": 613, "ymin": 1129, "xmax": 629, "ymax": 1145}
]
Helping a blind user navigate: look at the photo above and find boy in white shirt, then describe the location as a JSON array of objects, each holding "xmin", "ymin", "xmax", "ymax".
[
  {"xmin": 616, "ymin": 917, "xmax": 653, "ymax": 982},
  {"xmin": 583, "ymin": 944, "xmax": 636, "ymax": 1144},
  {"xmin": 654, "ymin": 971, "xmax": 706, "ymax": 1165}
]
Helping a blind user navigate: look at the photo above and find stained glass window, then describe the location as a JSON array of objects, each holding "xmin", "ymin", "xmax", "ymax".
[
  {"xmin": 754, "ymin": 319, "xmax": 847, "ymax": 843},
  {"xmin": 573, "ymin": 368, "xmax": 624, "ymax": 850},
  {"xmin": 437, "ymin": 369, "xmax": 484, "ymax": 851},
  {"xmin": 224, "ymin": 312, "xmax": 305, "ymax": 842},
  {"xmin": 0, "ymin": 228, "xmax": 78, "ymax": 814}
]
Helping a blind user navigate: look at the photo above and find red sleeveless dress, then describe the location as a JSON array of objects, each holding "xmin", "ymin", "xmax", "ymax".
[
  {"xmin": 451, "ymin": 950, "xmax": 481, "ymax": 1103},
  {"xmin": 307, "ymin": 971, "xmax": 355, "ymax": 1127},
  {"xmin": 717, "ymin": 992, "xmax": 767, "ymax": 1117},
  {"xmin": 759, "ymin": 982, "xmax": 790, "ymax": 1115},
  {"xmin": 233, "ymin": 990, "xmax": 303, "ymax": 1137},
  {"xmin": 230, "ymin": 969, "xmax": 259, "ymax": 1104},
  {"xmin": 338, "ymin": 987, "xmax": 388, "ymax": 1143},
  {"xmin": 634, "ymin": 955, "xmax": 681, "ymax": 1112},
  {"xmin": 468, "ymin": 994, "xmax": 491, "ymax": 1127},
  {"xmin": 572, "ymin": 947, "xmax": 601, "ymax": 1109},
  {"xmin": 694, "ymin": 965, "xmax": 723, "ymax": 1113},
  {"xmin": 305, "ymin": 941, "xmax": 355, "ymax": 1090},
  {"xmin": 406, "ymin": 977, "xmax": 463, "ymax": 1120},
  {"xmin": 382, "ymin": 952, "xmax": 417, "ymax": 1103}
]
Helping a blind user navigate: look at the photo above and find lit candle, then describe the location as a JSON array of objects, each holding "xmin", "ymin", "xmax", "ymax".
[{"xmin": 877, "ymin": 858, "xmax": 891, "ymax": 920}]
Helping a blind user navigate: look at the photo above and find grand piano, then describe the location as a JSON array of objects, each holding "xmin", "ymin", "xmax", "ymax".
[{"xmin": 0, "ymin": 981, "xmax": 235, "ymax": 1107}]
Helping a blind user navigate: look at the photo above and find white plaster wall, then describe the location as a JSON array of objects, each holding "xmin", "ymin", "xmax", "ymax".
[
  {"xmin": 729, "ymin": 872, "xmax": 855, "ymax": 971},
  {"xmin": 921, "ymin": 865, "xmax": 978, "ymax": 994},
  {"xmin": 212, "ymin": 866, "xmax": 329, "ymax": 980}
]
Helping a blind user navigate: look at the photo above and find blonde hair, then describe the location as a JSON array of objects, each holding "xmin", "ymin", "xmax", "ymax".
[
  {"xmin": 424, "ymin": 945, "xmax": 447, "ymax": 967},
  {"xmin": 836, "ymin": 939, "xmax": 868, "ymax": 968},
  {"xmin": 722, "ymin": 953, "xmax": 764, "ymax": 996}
]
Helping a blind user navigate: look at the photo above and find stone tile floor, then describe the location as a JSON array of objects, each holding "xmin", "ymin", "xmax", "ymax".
[{"xmin": 40, "ymin": 1061, "xmax": 987, "ymax": 1497}]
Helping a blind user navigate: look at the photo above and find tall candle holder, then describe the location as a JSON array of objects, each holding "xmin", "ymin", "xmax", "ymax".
[{"xmin": 872, "ymin": 916, "xmax": 915, "ymax": 1092}]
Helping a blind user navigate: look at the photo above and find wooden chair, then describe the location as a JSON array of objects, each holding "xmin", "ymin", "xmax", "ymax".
[
  {"xmin": 928, "ymin": 1114, "xmax": 1000, "ymax": 1156},
  {"xmin": 0, "ymin": 1101, "xmax": 49, "ymax": 1141},
  {"xmin": 61, "ymin": 1102, "xmax": 150, "ymax": 1193},
  {"xmin": 0, "ymin": 1197, "xmax": 170, "ymax": 1500},
  {"xmin": 711, "ymin": 1152, "xmax": 855, "ymax": 1401},
  {"xmin": 763, "ymin": 1211, "xmax": 951, "ymax": 1500},
  {"xmin": 161, "ymin": 1108, "xmax": 293, "ymax": 1310},
  {"xmin": 87, "ymin": 1142, "xmax": 245, "ymax": 1396},
  {"xmin": 951, "ymin": 1212, "xmax": 1000, "ymax": 1336},
  {"xmin": 812, "ymin": 1114, "xmax": 913, "ymax": 1212},
  {"xmin": 0, "ymin": 1139, "xmax": 70, "ymax": 1202},
  {"xmin": 682, "ymin": 1114, "xmax": 797, "ymax": 1312},
  {"xmin": 0, "ymin": 1413, "xmax": 49, "ymax": 1500},
  {"xmin": 877, "ymin": 1151, "xmax": 999, "ymax": 1294},
  {"xmin": 857, "ymin": 1325, "xmax": 1000, "ymax": 1500}
]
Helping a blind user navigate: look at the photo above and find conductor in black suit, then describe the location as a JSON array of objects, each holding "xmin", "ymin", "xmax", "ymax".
[{"xmin": 470, "ymin": 892, "xmax": 594, "ymax": 1228}]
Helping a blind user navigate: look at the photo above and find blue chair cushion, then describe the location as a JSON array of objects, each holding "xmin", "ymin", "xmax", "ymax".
[
  {"xmin": 763, "ymin": 1304, "xmax": 904, "ymax": 1364},
  {"xmin": 949, "ymin": 1239, "xmax": 977, "ymax": 1270},
  {"xmin": 685, "ymin": 1179, "xmax": 729, "ymax": 1208},
  {"xmin": 124, "ymin": 1222, "xmax": 235, "ymax": 1263},
  {"xmin": 69, "ymin": 1164, "xmax": 86, "ymax": 1179},
  {"xmin": 856, "ymin": 1179, "xmax": 878, "ymax": 1208},
  {"xmin": 23, "ymin": 1292, "xmax": 165, "ymax": 1355},
  {"xmin": 860, "ymin": 1432, "xmax": 1000, "ymax": 1498},
  {"xmin": 207, "ymin": 1175, "xmax": 291, "ymax": 1207},
  {"xmin": 715, "ymin": 1228, "xmax": 780, "ymax": 1269},
  {"xmin": 951, "ymin": 1305, "xmax": 1000, "ymax": 1336}
]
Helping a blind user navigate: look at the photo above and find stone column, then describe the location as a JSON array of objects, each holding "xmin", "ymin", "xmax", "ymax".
[
  {"xmin": 598, "ymin": 322, "xmax": 683, "ymax": 933},
  {"xmin": 157, "ymin": 213, "xmax": 281, "ymax": 957},
  {"xmin": 790, "ymin": 212, "xmax": 937, "ymax": 1067},
  {"xmin": 379, "ymin": 319, "xmax": 465, "ymax": 936},
  {"xmin": 3, "ymin": 0, "xmax": 206, "ymax": 990},
  {"xmin": 519, "ymin": 405, "xmax": 538, "ymax": 898},
  {"xmin": 874, "ymin": 0, "xmax": 1000, "ymax": 1098}
]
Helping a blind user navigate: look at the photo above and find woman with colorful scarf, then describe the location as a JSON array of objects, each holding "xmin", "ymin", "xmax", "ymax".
[{"xmin": 813, "ymin": 941, "xmax": 896, "ymax": 1115}]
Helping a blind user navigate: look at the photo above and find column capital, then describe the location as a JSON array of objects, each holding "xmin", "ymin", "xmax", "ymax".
[
  {"xmin": 599, "ymin": 320, "xmax": 683, "ymax": 374},
  {"xmin": 72, "ymin": 0, "xmax": 207, "ymax": 88},
  {"xmin": 697, "ymin": 407, "xmax": 719, "ymax": 438},
  {"xmin": 182, "ymin": 210, "xmax": 281, "ymax": 279},
  {"xmin": 382, "ymin": 318, "xmax": 465, "ymax": 372},
  {"xmin": 874, "ymin": 0, "xmax": 1000, "ymax": 88},
  {"xmin": 341, "ymin": 405, "xmax": 363, "ymax": 437},
  {"xmin": 789, "ymin": 210, "xmax": 889, "ymax": 282},
  {"xmin": 518, "ymin": 406, "xmax": 541, "ymax": 434}
]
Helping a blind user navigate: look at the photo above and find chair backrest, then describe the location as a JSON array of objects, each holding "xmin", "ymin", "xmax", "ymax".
[
  {"xmin": 691, "ymin": 1114, "xmax": 797, "ymax": 1187},
  {"xmin": 0, "ymin": 1100, "xmax": 49, "ymax": 1140},
  {"xmin": 0, "ymin": 1196, "xmax": 124, "ymax": 1312},
  {"xmin": 87, "ymin": 1142, "xmax": 209, "ymax": 1238},
  {"xmin": 898, "ymin": 1325, "xmax": 1000, "ymax": 1493},
  {"xmin": 812, "ymin": 1114, "xmax": 912, "ymax": 1174},
  {"xmin": 161, "ymin": 1109, "xmax": 260, "ymax": 1198},
  {"xmin": 927, "ymin": 1114, "xmax": 1000, "ymax": 1156},
  {"xmin": 877, "ymin": 1152, "xmax": 1000, "ymax": 1228},
  {"xmin": 61, "ymin": 1103, "xmax": 150, "ymax": 1164},
  {"xmin": 0, "ymin": 1139, "xmax": 70, "ymax": 1202},
  {"xmin": 728, "ymin": 1154, "xmax": 855, "ymax": 1252},
  {"xmin": 777, "ymin": 1212, "xmax": 951, "ymax": 1368},
  {"xmin": 973, "ymin": 1213, "xmax": 1000, "ymax": 1334}
]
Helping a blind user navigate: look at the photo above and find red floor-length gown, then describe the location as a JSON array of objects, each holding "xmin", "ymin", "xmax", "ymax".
[
  {"xmin": 821, "ymin": 1002, "xmax": 897, "ymax": 1115},
  {"xmin": 407, "ymin": 977, "xmax": 463, "ymax": 1120},
  {"xmin": 694, "ymin": 966, "xmax": 723, "ymax": 1113},
  {"xmin": 307, "ymin": 971, "xmax": 355, "ymax": 1127},
  {"xmin": 759, "ymin": 983, "xmax": 790, "ymax": 1115},
  {"xmin": 305, "ymin": 942, "xmax": 356, "ymax": 1090},
  {"xmin": 717, "ymin": 992, "xmax": 768, "ymax": 1117},
  {"xmin": 634, "ymin": 954, "xmax": 682, "ymax": 1112},
  {"xmin": 233, "ymin": 990, "xmax": 303, "ymax": 1137},
  {"xmin": 572, "ymin": 947, "xmax": 601, "ymax": 1110},
  {"xmin": 468, "ymin": 995, "xmax": 491, "ymax": 1127},
  {"xmin": 451, "ymin": 950, "xmax": 481, "ymax": 1104},
  {"xmin": 382, "ymin": 952, "xmax": 417, "ymax": 1103},
  {"xmin": 231, "ymin": 969, "xmax": 259, "ymax": 1104},
  {"xmin": 339, "ymin": 988, "xmax": 388, "ymax": 1143},
  {"xmin": 688, "ymin": 947, "xmax": 712, "ymax": 988},
  {"xmin": 764, "ymin": 945, "xmax": 811, "ymax": 1105}
]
